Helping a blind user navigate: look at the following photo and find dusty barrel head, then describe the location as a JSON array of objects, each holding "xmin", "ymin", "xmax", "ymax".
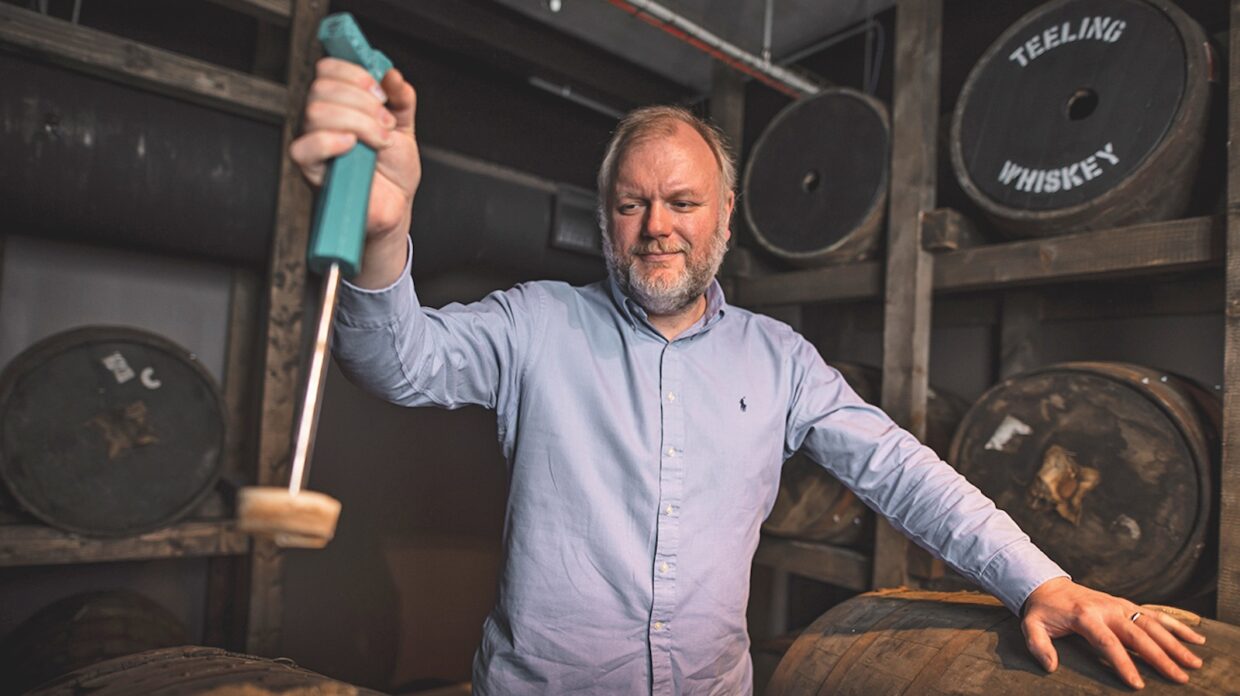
[
  {"xmin": 0, "ymin": 326, "xmax": 225, "ymax": 536},
  {"xmin": 743, "ymin": 88, "xmax": 890, "ymax": 267},
  {"xmin": 950, "ymin": 0, "xmax": 1213, "ymax": 237},
  {"xmin": 948, "ymin": 362, "xmax": 1217, "ymax": 603}
]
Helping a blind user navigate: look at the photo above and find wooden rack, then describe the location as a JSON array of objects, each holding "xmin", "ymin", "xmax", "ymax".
[
  {"xmin": 0, "ymin": 0, "xmax": 326, "ymax": 655},
  {"xmin": 746, "ymin": 0, "xmax": 1240, "ymax": 628}
]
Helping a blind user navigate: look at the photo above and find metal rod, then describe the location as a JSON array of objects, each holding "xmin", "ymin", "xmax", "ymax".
[
  {"xmin": 607, "ymin": 0, "xmax": 821, "ymax": 97},
  {"xmin": 762, "ymin": 0, "xmax": 774, "ymax": 65},
  {"xmin": 288, "ymin": 262, "xmax": 341, "ymax": 495}
]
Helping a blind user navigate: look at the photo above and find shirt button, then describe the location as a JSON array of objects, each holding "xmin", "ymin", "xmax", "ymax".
[
  {"xmin": 659, "ymin": 562, "xmax": 669, "ymax": 573},
  {"xmin": 665, "ymin": 505, "xmax": 674, "ymax": 515},
  {"xmin": 653, "ymin": 621, "xmax": 663, "ymax": 631},
  {"xmin": 665, "ymin": 447, "xmax": 675, "ymax": 457},
  {"xmin": 667, "ymin": 391, "xmax": 676, "ymax": 401}
]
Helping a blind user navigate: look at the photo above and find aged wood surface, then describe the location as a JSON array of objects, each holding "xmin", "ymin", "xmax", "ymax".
[
  {"xmin": 936, "ymin": 215, "xmax": 1221, "ymax": 292},
  {"xmin": 732, "ymin": 216, "xmax": 1221, "ymax": 307},
  {"xmin": 753, "ymin": 538, "xmax": 871, "ymax": 592},
  {"xmin": 1219, "ymin": 0, "xmax": 1240, "ymax": 624},
  {"xmin": 247, "ymin": 0, "xmax": 329, "ymax": 656},
  {"xmin": 765, "ymin": 590, "xmax": 1240, "ymax": 695},
  {"xmin": 922, "ymin": 208, "xmax": 982, "ymax": 253},
  {"xmin": 951, "ymin": 364, "xmax": 1217, "ymax": 603},
  {"xmin": 223, "ymin": 270, "xmax": 261, "ymax": 482},
  {"xmin": 0, "ymin": 521, "xmax": 249, "ymax": 567},
  {"xmin": 734, "ymin": 260, "xmax": 883, "ymax": 307},
  {"xmin": 874, "ymin": 0, "xmax": 943, "ymax": 590},
  {"xmin": 0, "ymin": 3, "xmax": 286, "ymax": 122},
  {"xmin": 998, "ymin": 292, "xmax": 1041, "ymax": 379},
  {"xmin": 204, "ymin": 0, "xmax": 292, "ymax": 25}
]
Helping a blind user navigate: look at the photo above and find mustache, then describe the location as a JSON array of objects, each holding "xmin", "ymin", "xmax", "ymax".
[{"xmin": 631, "ymin": 241, "xmax": 690, "ymax": 255}]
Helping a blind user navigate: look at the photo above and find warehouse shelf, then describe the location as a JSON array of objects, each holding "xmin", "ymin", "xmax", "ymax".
[
  {"xmin": 753, "ymin": 536, "xmax": 871, "ymax": 592},
  {"xmin": 0, "ymin": 3, "xmax": 287, "ymax": 122},
  {"xmin": 0, "ymin": 0, "xmax": 326, "ymax": 652},
  {"xmin": 0, "ymin": 519, "xmax": 250, "ymax": 568},
  {"xmin": 733, "ymin": 214, "xmax": 1221, "ymax": 307},
  {"xmin": 205, "ymin": 0, "xmax": 293, "ymax": 25}
]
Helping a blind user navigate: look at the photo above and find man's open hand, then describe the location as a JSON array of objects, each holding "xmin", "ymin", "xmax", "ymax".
[{"xmin": 1022, "ymin": 577, "xmax": 1205, "ymax": 689}]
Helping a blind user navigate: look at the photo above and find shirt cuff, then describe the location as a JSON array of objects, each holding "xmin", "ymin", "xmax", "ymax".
[
  {"xmin": 978, "ymin": 541, "xmax": 1070, "ymax": 614},
  {"xmin": 336, "ymin": 235, "xmax": 415, "ymax": 329}
]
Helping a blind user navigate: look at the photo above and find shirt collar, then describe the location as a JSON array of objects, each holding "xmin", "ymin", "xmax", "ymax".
[{"xmin": 606, "ymin": 275, "xmax": 729, "ymax": 337}]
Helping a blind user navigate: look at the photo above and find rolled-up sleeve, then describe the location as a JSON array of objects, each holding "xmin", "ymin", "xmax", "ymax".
[{"xmin": 784, "ymin": 335, "xmax": 1066, "ymax": 613}]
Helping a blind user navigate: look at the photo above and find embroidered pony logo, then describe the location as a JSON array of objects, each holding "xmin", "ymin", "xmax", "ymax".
[{"xmin": 740, "ymin": 397, "xmax": 747, "ymax": 412}]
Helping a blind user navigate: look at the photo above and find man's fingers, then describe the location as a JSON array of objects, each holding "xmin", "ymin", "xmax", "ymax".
[
  {"xmin": 289, "ymin": 131, "xmax": 358, "ymax": 186},
  {"xmin": 316, "ymin": 57, "xmax": 385, "ymax": 94},
  {"xmin": 1080, "ymin": 618, "xmax": 1144, "ymax": 690},
  {"xmin": 1150, "ymin": 611, "xmax": 1207, "ymax": 645},
  {"xmin": 381, "ymin": 68, "xmax": 417, "ymax": 133},
  {"xmin": 1021, "ymin": 618, "xmax": 1058, "ymax": 673},
  {"xmin": 1121, "ymin": 617, "xmax": 1189, "ymax": 684},
  {"xmin": 304, "ymin": 100, "xmax": 394, "ymax": 151}
]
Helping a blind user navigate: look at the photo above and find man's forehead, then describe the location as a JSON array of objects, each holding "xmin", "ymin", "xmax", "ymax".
[{"xmin": 614, "ymin": 125, "xmax": 717, "ymax": 186}]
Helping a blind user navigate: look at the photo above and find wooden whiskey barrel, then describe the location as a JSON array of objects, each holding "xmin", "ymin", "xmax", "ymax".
[
  {"xmin": 743, "ymin": 88, "xmax": 890, "ymax": 266},
  {"xmin": 25, "ymin": 646, "xmax": 385, "ymax": 695},
  {"xmin": 948, "ymin": 362, "xmax": 1217, "ymax": 604},
  {"xmin": 0, "ymin": 327, "xmax": 225, "ymax": 536},
  {"xmin": 763, "ymin": 364, "xmax": 968, "ymax": 545},
  {"xmin": 0, "ymin": 591, "xmax": 189, "ymax": 695},
  {"xmin": 950, "ymin": 0, "xmax": 1214, "ymax": 238},
  {"xmin": 766, "ymin": 589, "xmax": 1240, "ymax": 695}
]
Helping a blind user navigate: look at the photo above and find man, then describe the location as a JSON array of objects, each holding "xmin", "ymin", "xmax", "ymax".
[{"xmin": 290, "ymin": 59, "xmax": 1205, "ymax": 694}]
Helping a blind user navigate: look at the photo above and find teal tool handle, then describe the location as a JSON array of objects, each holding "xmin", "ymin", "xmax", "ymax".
[{"xmin": 307, "ymin": 13, "xmax": 395, "ymax": 277}]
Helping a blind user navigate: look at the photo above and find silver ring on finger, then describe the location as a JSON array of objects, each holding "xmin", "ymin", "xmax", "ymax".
[{"xmin": 1129, "ymin": 611, "xmax": 1142, "ymax": 623}]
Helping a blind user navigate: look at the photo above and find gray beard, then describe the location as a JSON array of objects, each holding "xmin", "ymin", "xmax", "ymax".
[{"xmin": 603, "ymin": 224, "xmax": 730, "ymax": 316}]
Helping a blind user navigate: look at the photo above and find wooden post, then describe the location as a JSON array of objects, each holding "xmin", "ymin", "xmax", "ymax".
[
  {"xmin": 875, "ymin": 0, "xmax": 942, "ymax": 590},
  {"xmin": 998, "ymin": 292, "xmax": 1041, "ymax": 380},
  {"xmin": 246, "ymin": 0, "xmax": 329, "ymax": 655},
  {"xmin": 1218, "ymin": 0, "xmax": 1240, "ymax": 623}
]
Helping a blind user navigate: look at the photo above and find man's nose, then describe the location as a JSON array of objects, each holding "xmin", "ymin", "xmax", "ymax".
[{"xmin": 644, "ymin": 204, "xmax": 671, "ymax": 237}]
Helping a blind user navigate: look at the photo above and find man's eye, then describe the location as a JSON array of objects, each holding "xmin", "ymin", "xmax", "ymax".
[
  {"xmin": 672, "ymin": 201, "xmax": 699, "ymax": 210},
  {"xmin": 618, "ymin": 203, "xmax": 641, "ymax": 214}
]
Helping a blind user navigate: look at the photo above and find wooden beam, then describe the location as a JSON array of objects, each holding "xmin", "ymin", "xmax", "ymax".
[
  {"xmin": 1218, "ymin": 0, "xmax": 1240, "ymax": 623},
  {"xmin": 922, "ymin": 208, "xmax": 983, "ymax": 253},
  {"xmin": 0, "ymin": 3, "xmax": 286, "ymax": 122},
  {"xmin": 246, "ymin": 0, "xmax": 329, "ymax": 657},
  {"xmin": 874, "ymin": 0, "xmax": 943, "ymax": 591},
  {"xmin": 998, "ymin": 292, "xmax": 1041, "ymax": 380},
  {"xmin": 0, "ymin": 522, "xmax": 249, "ymax": 567},
  {"xmin": 731, "ymin": 217, "xmax": 1221, "ymax": 307},
  {"xmin": 935, "ymin": 216, "xmax": 1222, "ymax": 293},
  {"xmin": 732, "ymin": 260, "xmax": 883, "ymax": 307},
  {"xmin": 753, "ymin": 538, "xmax": 872, "ymax": 591},
  {"xmin": 205, "ymin": 0, "xmax": 292, "ymax": 26}
]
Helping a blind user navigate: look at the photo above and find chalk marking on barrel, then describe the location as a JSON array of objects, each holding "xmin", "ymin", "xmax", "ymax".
[
  {"xmin": 1009, "ymin": 16, "xmax": 1128, "ymax": 67},
  {"xmin": 985, "ymin": 415, "xmax": 1033, "ymax": 452},
  {"xmin": 100, "ymin": 351, "xmax": 136, "ymax": 384},
  {"xmin": 140, "ymin": 367, "xmax": 162, "ymax": 390}
]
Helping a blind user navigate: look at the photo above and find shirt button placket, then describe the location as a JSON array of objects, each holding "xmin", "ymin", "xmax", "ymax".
[{"xmin": 650, "ymin": 345, "xmax": 683, "ymax": 695}]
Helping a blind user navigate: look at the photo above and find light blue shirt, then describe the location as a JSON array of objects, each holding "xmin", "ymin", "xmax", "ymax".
[{"xmin": 333, "ymin": 253, "xmax": 1066, "ymax": 696}]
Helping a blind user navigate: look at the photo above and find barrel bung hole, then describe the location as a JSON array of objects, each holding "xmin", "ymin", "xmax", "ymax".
[
  {"xmin": 1066, "ymin": 88, "xmax": 1098, "ymax": 121},
  {"xmin": 801, "ymin": 169, "xmax": 821, "ymax": 193}
]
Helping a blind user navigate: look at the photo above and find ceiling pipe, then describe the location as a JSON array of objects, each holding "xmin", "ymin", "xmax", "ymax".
[{"xmin": 604, "ymin": 0, "xmax": 822, "ymax": 99}]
